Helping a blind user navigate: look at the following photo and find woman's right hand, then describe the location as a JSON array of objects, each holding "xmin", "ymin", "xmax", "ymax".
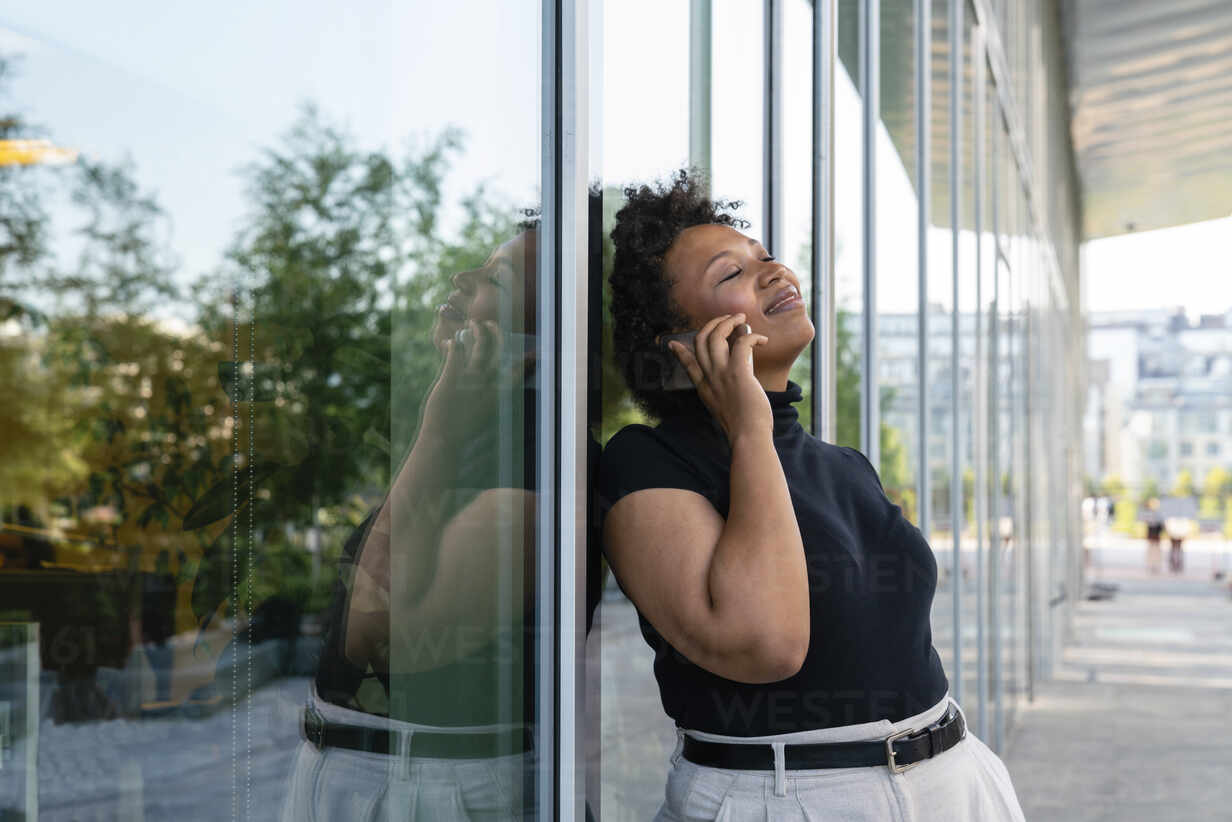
[
  {"xmin": 667, "ymin": 312, "xmax": 772, "ymax": 444},
  {"xmin": 420, "ymin": 319, "xmax": 534, "ymax": 446}
]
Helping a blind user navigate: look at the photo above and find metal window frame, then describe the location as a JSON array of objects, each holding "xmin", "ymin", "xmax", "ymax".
[
  {"xmin": 813, "ymin": 0, "xmax": 837, "ymax": 441},
  {"xmin": 537, "ymin": 1, "xmax": 559, "ymax": 816},
  {"xmin": 861, "ymin": 0, "xmax": 880, "ymax": 465},
  {"xmin": 690, "ymin": 0, "xmax": 713, "ymax": 178},
  {"xmin": 539, "ymin": 0, "xmax": 591, "ymax": 818},
  {"xmin": 988, "ymin": 115, "xmax": 1004, "ymax": 755},
  {"xmin": 947, "ymin": 0, "xmax": 965, "ymax": 711},
  {"xmin": 968, "ymin": 0, "xmax": 1066, "ymax": 314},
  {"xmin": 972, "ymin": 16, "xmax": 988, "ymax": 746},
  {"xmin": 914, "ymin": 0, "xmax": 930, "ymax": 543},
  {"xmin": 765, "ymin": 0, "xmax": 783, "ymax": 256}
]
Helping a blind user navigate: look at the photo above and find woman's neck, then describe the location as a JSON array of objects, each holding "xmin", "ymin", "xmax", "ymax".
[{"xmin": 754, "ymin": 365, "xmax": 792, "ymax": 392}]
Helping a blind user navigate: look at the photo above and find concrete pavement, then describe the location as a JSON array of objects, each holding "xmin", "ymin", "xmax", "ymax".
[{"xmin": 1002, "ymin": 543, "xmax": 1232, "ymax": 821}]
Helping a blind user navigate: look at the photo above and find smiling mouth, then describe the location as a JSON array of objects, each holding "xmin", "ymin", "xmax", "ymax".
[
  {"xmin": 438, "ymin": 293, "xmax": 468, "ymax": 321},
  {"xmin": 766, "ymin": 294, "xmax": 803, "ymax": 315}
]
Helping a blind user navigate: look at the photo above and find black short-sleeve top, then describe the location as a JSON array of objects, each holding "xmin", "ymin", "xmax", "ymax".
[{"xmin": 597, "ymin": 380, "xmax": 949, "ymax": 736}]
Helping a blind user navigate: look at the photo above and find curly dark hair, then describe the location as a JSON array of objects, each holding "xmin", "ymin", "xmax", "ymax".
[{"xmin": 609, "ymin": 168, "xmax": 749, "ymax": 424}]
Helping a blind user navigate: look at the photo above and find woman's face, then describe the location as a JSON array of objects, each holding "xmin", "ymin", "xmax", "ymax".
[
  {"xmin": 433, "ymin": 230, "xmax": 537, "ymax": 354},
  {"xmin": 662, "ymin": 223, "xmax": 814, "ymax": 366}
]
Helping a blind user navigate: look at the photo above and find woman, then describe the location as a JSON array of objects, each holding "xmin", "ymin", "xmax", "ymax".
[
  {"xmin": 283, "ymin": 226, "xmax": 543, "ymax": 820},
  {"xmin": 598, "ymin": 170, "xmax": 1026, "ymax": 821}
]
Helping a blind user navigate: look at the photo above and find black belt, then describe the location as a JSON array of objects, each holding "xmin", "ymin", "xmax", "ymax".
[
  {"xmin": 302, "ymin": 704, "xmax": 533, "ymax": 759},
  {"xmin": 682, "ymin": 704, "xmax": 966, "ymax": 775}
]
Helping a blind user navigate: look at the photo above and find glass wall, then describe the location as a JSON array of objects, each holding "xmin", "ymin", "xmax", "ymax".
[
  {"xmin": 956, "ymin": 1, "xmax": 982, "ymax": 720},
  {"xmin": 835, "ymin": 0, "xmax": 866, "ymax": 451},
  {"xmin": 0, "ymin": 2, "xmax": 550, "ymax": 818},
  {"xmin": 784, "ymin": 0, "xmax": 817, "ymax": 431},
  {"xmin": 926, "ymin": 0, "xmax": 957, "ymax": 694},
  {"xmin": 1, "ymin": 0, "xmax": 1089, "ymax": 817},
  {"xmin": 876, "ymin": 0, "xmax": 920, "ymax": 524}
]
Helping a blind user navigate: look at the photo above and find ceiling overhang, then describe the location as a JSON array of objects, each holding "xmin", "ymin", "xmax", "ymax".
[{"xmin": 1059, "ymin": 0, "xmax": 1232, "ymax": 239}]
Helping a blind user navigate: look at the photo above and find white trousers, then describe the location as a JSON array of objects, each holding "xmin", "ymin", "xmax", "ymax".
[
  {"xmin": 654, "ymin": 692, "xmax": 1026, "ymax": 822},
  {"xmin": 280, "ymin": 688, "xmax": 536, "ymax": 821}
]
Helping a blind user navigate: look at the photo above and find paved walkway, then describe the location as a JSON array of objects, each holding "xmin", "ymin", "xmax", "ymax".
[{"xmin": 1002, "ymin": 544, "xmax": 1232, "ymax": 821}]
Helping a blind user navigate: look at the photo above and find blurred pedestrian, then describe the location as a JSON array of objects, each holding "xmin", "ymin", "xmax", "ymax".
[{"xmin": 1144, "ymin": 498, "xmax": 1163, "ymax": 574}]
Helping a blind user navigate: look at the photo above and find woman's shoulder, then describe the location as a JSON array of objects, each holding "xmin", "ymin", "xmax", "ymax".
[
  {"xmin": 600, "ymin": 423, "xmax": 688, "ymax": 475},
  {"xmin": 603, "ymin": 417, "xmax": 705, "ymax": 451},
  {"xmin": 598, "ymin": 422, "xmax": 720, "ymax": 509}
]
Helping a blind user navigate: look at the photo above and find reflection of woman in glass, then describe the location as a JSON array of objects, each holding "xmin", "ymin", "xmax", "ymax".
[
  {"xmin": 282, "ymin": 225, "xmax": 542, "ymax": 820},
  {"xmin": 598, "ymin": 170, "xmax": 1025, "ymax": 820}
]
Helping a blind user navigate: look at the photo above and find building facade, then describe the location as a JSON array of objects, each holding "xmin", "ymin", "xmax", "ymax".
[
  {"xmin": 0, "ymin": 0, "xmax": 1084, "ymax": 818},
  {"xmin": 1086, "ymin": 308, "xmax": 1232, "ymax": 493}
]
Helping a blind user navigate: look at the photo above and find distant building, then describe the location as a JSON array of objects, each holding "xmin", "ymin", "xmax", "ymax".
[{"xmin": 1087, "ymin": 307, "xmax": 1232, "ymax": 491}]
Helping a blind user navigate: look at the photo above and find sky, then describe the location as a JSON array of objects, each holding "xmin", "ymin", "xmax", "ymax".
[
  {"xmin": 1, "ymin": 0, "xmax": 1226, "ymax": 324},
  {"xmin": 1081, "ymin": 216, "xmax": 1232, "ymax": 320}
]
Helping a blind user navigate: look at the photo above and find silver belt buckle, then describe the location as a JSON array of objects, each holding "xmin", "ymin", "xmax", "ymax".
[{"xmin": 885, "ymin": 725, "xmax": 924, "ymax": 775}]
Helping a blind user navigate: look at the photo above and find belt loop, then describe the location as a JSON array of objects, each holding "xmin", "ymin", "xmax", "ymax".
[
  {"xmin": 671, "ymin": 728, "xmax": 685, "ymax": 766},
  {"xmin": 395, "ymin": 728, "xmax": 414, "ymax": 782},
  {"xmin": 949, "ymin": 698, "xmax": 968, "ymax": 734},
  {"xmin": 771, "ymin": 742, "xmax": 787, "ymax": 797}
]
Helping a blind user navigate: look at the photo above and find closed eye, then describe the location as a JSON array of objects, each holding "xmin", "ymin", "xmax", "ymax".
[{"xmin": 717, "ymin": 254, "xmax": 776, "ymax": 285}]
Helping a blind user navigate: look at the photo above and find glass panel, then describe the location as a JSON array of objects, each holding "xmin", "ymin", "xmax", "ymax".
[
  {"xmin": 594, "ymin": 0, "xmax": 688, "ymax": 799},
  {"xmin": 711, "ymin": 0, "xmax": 765, "ymax": 236},
  {"xmin": 875, "ymin": 0, "xmax": 919, "ymax": 523},
  {"xmin": 784, "ymin": 0, "xmax": 816, "ymax": 432},
  {"xmin": 976, "ymin": 66, "xmax": 998, "ymax": 744},
  {"xmin": 600, "ymin": 0, "xmax": 689, "ymax": 186},
  {"xmin": 594, "ymin": 1, "xmax": 768, "ymax": 816},
  {"xmin": 956, "ymin": 5, "xmax": 981, "ymax": 722},
  {"xmin": 925, "ymin": 0, "xmax": 955, "ymax": 696},
  {"xmin": 991, "ymin": 114, "xmax": 1015, "ymax": 752},
  {"xmin": 0, "ymin": 3, "xmax": 546, "ymax": 817},
  {"xmin": 835, "ymin": 0, "xmax": 865, "ymax": 450}
]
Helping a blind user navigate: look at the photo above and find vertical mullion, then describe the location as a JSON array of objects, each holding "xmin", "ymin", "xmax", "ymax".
[
  {"xmin": 989, "ymin": 126, "xmax": 1003, "ymax": 758},
  {"xmin": 813, "ymin": 0, "xmax": 837, "ymax": 441},
  {"xmin": 948, "ymin": 0, "xmax": 964, "ymax": 711},
  {"xmin": 973, "ymin": 21, "xmax": 987, "ymax": 743},
  {"xmin": 915, "ymin": 0, "xmax": 929, "ymax": 541},
  {"xmin": 765, "ymin": 0, "xmax": 783, "ymax": 256},
  {"xmin": 861, "ymin": 0, "xmax": 880, "ymax": 466},
  {"xmin": 537, "ymin": 0, "xmax": 559, "ymax": 816},
  {"xmin": 690, "ymin": 0, "xmax": 712, "ymax": 179},
  {"xmin": 1024, "ymin": 263, "xmax": 1035, "ymax": 705},
  {"xmin": 557, "ymin": 0, "xmax": 589, "ymax": 818}
]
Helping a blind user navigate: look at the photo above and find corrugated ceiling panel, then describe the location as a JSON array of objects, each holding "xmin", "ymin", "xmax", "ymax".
[{"xmin": 1060, "ymin": 0, "xmax": 1232, "ymax": 238}]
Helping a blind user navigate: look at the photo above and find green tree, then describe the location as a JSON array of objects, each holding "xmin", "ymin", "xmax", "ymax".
[
  {"xmin": 0, "ymin": 56, "xmax": 52, "ymax": 318},
  {"xmin": 834, "ymin": 306, "xmax": 861, "ymax": 449},
  {"xmin": 1172, "ymin": 469, "xmax": 1194, "ymax": 498},
  {"xmin": 1202, "ymin": 466, "xmax": 1231, "ymax": 500},
  {"xmin": 962, "ymin": 467, "xmax": 975, "ymax": 527},
  {"xmin": 1100, "ymin": 474, "xmax": 1126, "ymax": 500},
  {"xmin": 1113, "ymin": 498, "xmax": 1139, "ymax": 535},
  {"xmin": 184, "ymin": 106, "xmax": 529, "ymax": 625}
]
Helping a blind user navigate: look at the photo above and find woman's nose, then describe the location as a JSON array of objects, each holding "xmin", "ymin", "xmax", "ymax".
[
  {"xmin": 759, "ymin": 264, "xmax": 786, "ymax": 287},
  {"xmin": 451, "ymin": 267, "xmax": 479, "ymax": 291}
]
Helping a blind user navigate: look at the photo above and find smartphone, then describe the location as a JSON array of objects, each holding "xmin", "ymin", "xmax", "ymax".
[{"xmin": 631, "ymin": 323, "xmax": 751, "ymax": 391}]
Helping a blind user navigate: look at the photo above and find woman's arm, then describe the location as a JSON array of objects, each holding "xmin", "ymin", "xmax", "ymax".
[
  {"xmin": 346, "ymin": 484, "xmax": 535, "ymax": 675},
  {"xmin": 603, "ymin": 424, "xmax": 809, "ymax": 684}
]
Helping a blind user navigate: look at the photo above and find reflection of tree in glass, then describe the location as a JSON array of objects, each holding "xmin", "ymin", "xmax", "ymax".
[
  {"xmin": 184, "ymin": 105, "xmax": 535, "ymax": 634},
  {"xmin": 0, "ymin": 64, "xmax": 538, "ymax": 718}
]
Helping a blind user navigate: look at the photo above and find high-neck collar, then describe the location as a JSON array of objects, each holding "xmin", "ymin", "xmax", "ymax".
[{"xmin": 766, "ymin": 380, "xmax": 803, "ymax": 437}]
